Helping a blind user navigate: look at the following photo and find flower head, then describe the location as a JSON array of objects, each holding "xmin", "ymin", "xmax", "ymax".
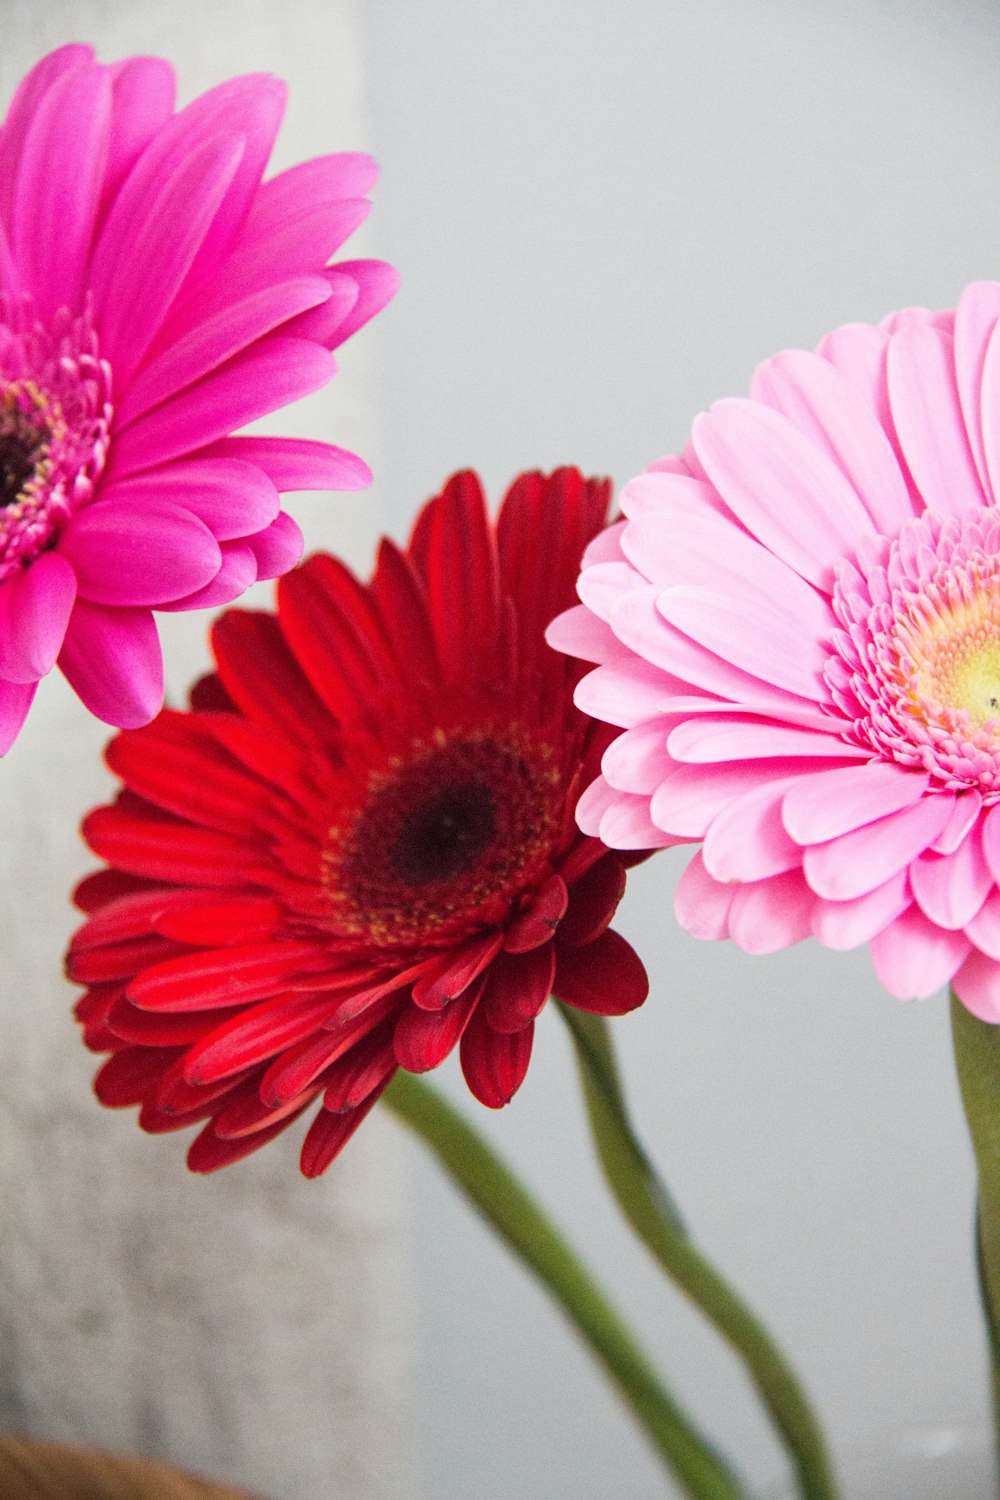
[
  {"xmin": 550, "ymin": 286, "xmax": 1000, "ymax": 1023},
  {"xmin": 0, "ymin": 44, "xmax": 396, "ymax": 748},
  {"xmin": 68, "ymin": 469, "xmax": 648, "ymax": 1175}
]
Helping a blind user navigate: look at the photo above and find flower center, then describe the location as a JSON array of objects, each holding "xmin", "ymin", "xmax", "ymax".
[
  {"xmin": 827, "ymin": 507, "xmax": 1000, "ymax": 796},
  {"xmin": 321, "ymin": 725, "xmax": 562, "ymax": 948},
  {"xmin": 0, "ymin": 298, "xmax": 113, "ymax": 580}
]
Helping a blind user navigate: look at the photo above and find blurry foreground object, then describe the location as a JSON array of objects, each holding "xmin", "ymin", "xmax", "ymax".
[
  {"xmin": 0, "ymin": 43, "xmax": 396, "ymax": 750},
  {"xmin": 0, "ymin": 1435, "xmax": 264, "ymax": 1500}
]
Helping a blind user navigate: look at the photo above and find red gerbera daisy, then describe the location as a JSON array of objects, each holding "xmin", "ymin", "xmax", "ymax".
[{"xmin": 67, "ymin": 469, "xmax": 649, "ymax": 1176}]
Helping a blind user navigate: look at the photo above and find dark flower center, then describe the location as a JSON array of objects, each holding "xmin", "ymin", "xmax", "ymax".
[
  {"xmin": 322, "ymin": 726, "xmax": 563, "ymax": 948},
  {"xmin": 0, "ymin": 420, "xmax": 47, "ymax": 509},
  {"xmin": 388, "ymin": 779, "xmax": 497, "ymax": 884}
]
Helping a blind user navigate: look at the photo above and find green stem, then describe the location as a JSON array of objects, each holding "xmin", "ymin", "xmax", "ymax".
[
  {"xmin": 383, "ymin": 1069, "xmax": 749, "ymax": 1500},
  {"xmin": 559, "ymin": 1005, "xmax": 838, "ymax": 1500},
  {"xmin": 950, "ymin": 991, "xmax": 1000, "ymax": 1492}
]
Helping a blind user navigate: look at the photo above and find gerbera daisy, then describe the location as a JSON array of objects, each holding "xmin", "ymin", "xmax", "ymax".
[
  {"xmin": 549, "ymin": 286, "xmax": 1000, "ymax": 1024},
  {"xmin": 67, "ymin": 469, "xmax": 649, "ymax": 1176},
  {"xmin": 0, "ymin": 43, "xmax": 396, "ymax": 749}
]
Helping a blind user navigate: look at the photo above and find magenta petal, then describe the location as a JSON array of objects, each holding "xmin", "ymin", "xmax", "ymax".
[
  {"xmin": 108, "ymin": 336, "xmax": 335, "ymax": 479},
  {"xmin": 247, "ymin": 152, "xmax": 378, "ymax": 231},
  {"xmin": 100, "ymin": 57, "xmax": 177, "ymax": 214},
  {"xmin": 0, "ymin": 677, "xmax": 37, "ymax": 754},
  {"xmin": 58, "ymin": 500, "xmax": 221, "ymax": 605},
  {"xmin": 157, "ymin": 543, "xmax": 257, "ymax": 612},
  {"xmin": 0, "ymin": 553, "xmax": 76, "ymax": 682},
  {"xmin": 202, "ymin": 436, "xmax": 372, "ymax": 492},
  {"xmin": 118, "ymin": 274, "xmax": 332, "ymax": 426},
  {"xmin": 58, "ymin": 602, "xmax": 164, "ymax": 728},
  {"xmin": 246, "ymin": 512, "xmax": 303, "ymax": 579},
  {"xmin": 0, "ymin": 45, "xmax": 94, "ymax": 225},
  {"xmin": 12, "ymin": 63, "xmax": 113, "ymax": 318},
  {"xmin": 99, "ymin": 459, "xmax": 279, "ymax": 542},
  {"xmin": 324, "ymin": 259, "xmax": 400, "ymax": 349}
]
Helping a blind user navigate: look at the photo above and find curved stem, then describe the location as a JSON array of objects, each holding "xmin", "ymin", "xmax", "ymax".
[
  {"xmin": 950, "ymin": 991, "xmax": 1000, "ymax": 1495},
  {"xmin": 382, "ymin": 1069, "xmax": 750, "ymax": 1500},
  {"xmin": 559, "ymin": 1005, "xmax": 838, "ymax": 1500}
]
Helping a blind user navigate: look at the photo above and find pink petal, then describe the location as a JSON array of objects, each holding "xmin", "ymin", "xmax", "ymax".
[
  {"xmin": 886, "ymin": 326, "xmax": 985, "ymax": 520},
  {"xmin": 953, "ymin": 950, "xmax": 1000, "ymax": 1023},
  {"xmin": 202, "ymin": 435, "xmax": 371, "ymax": 492},
  {"xmin": 979, "ymin": 804, "xmax": 1000, "ymax": 885},
  {"xmin": 656, "ymin": 582, "xmax": 830, "ymax": 703},
  {"xmin": 546, "ymin": 604, "xmax": 631, "ymax": 665},
  {"xmin": 964, "ymin": 890, "xmax": 1000, "ymax": 961},
  {"xmin": 727, "ymin": 873, "xmax": 815, "ymax": 954},
  {"xmin": 674, "ymin": 852, "xmax": 736, "ymax": 940},
  {"xmin": 749, "ymin": 348, "xmax": 913, "ymax": 535},
  {"xmin": 601, "ymin": 719, "xmax": 675, "ymax": 794},
  {"xmin": 597, "ymin": 792, "xmax": 676, "ymax": 851},
  {"xmin": 668, "ymin": 716, "xmax": 867, "ymax": 765},
  {"xmin": 11, "ymin": 62, "xmax": 112, "ymax": 318},
  {"xmin": 0, "ymin": 553, "xmax": 76, "ymax": 683},
  {"xmin": 954, "ymin": 282, "xmax": 1000, "ymax": 501},
  {"xmin": 577, "ymin": 559, "xmax": 647, "ymax": 623},
  {"xmin": 910, "ymin": 827, "xmax": 992, "ymax": 930},
  {"xmin": 58, "ymin": 500, "xmax": 221, "ymax": 606},
  {"xmin": 117, "ymin": 274, "xmax": 332, "ymax": 426},
  {"xmin": 651, "ymin": 759, "xmax": 833, "ymax": 840},
  {"xmin": 692, "ymin": 397, "xmax": 877, "ymax": 592},
  {"xmin": 702, "ymin": 779, "xmax": 803, "ymax": 882},
  {"xmin": 574, "ymin": 660, "xmax": 674, "ymax": 729},
  {"xmin": 932, "ymin": 793, "xmax": 983, "ymax": 855},
  {"xmin": 781, "ymin": 761, "xmax": 929, "ymax": 845},
  {"xmin": 107, "ymin": 336, "xmax": 335, "ymax": 479},
  {"xmin": 0, "ymin": 677, "xmax": 37, "ymax": 754},
  {"xmin": 869, "ymin": 906, "xmax": 970, "ymax": 999},
  {"xmin": 815, "ymin": 321, "xmax": 892, "ymax": 428},
  {"xmin": 245, "ymin": 512, "xmax": 303, "ymax": 580},
  {"xmin": 803, "ymin": 794, "xmax": 956, "ymax": 901},
  {"xmin": 619, "ymin": 472, "xmax": 727, "ymax": 525},
  {"xmin": 810, "ymin": 872, "xmax": 910, "ymax": 951},
  {"xmin": 58, "ymin": 602, "xmax": 163, "ymax": 727},
  {"xmin": 99, "ymin": 459, "xmax": 278, "ymax": 542},
  {"xmin": 576, "ymin": 774, "xmax": 622, "ymax": 837}
]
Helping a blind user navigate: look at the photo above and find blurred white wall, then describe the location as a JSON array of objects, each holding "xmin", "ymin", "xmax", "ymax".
[
  {"xmin": 358, "ymin": 2, "xmax": 1000, "ymax": 1496},
  {"xmin": 0, "ymin": 5, "xmax": 408, "ymax": 1499}
]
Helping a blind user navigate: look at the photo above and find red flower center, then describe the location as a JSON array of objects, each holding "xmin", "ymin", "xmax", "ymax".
[{"xmin": 321, "ymin": 724, "xmax": 562, "ymax": 949}]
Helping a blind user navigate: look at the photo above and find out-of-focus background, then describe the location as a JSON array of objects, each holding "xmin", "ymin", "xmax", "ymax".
[{"xmin": 3, "ymin": 1, "xmax": 1000, "ymax": 1497}]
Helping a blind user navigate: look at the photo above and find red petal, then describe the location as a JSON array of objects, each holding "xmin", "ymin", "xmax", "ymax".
[
  {"xmin": 558, "ymin": 853, "xmax": 627, "ymax": 946},
  {"xmin": 66, "ymin": 933, "xmax": 179, "ymax": 984},
  {"xmin": 94, "ymin": 1046, "xmax": 181, "ymax": 1106},
  {"xmin": 322, "ymin": 1022, "xmax": 397, "ymax": 1111},
  {"xmin": 503, "ymin": 874, "xmax": 568, "ymax": 953},
  {"xmin": 299, "ymin": 1084, "xmax": 391, "ymax": 1178},
  {"xmin": 411, "ymin": 930, "xmax": 503, "ymax": 1010},
  {"xmin": 553, "ymin": 929, "xmax": 649, "ymax": 1016},
  {"xmin": 106, "ymin": 713, "xmax": 277, "ymax": 833},
  {"xmin": 73, "ymin": 868, "xmax": 156, "ymax": 913},
  {"xmin": 393, "ymin": 983, "xmax": 482, "ymax": 1072},
  {"xmin": 213, "ymin": 1080, "xmax": 319, "ymax": 1140},
  {"xmin": 481, "ymin": 945, "xmax": 555, "ymax": 1033},
  {"xmin": 127, "ymin": 941, "xmax": 328, "ymax": 1012},
  {"xmin": 261, "ymin": 992, "xmax": 399, "ymax": 1106},
  {"xmin": 188, "ymin": 1106, "xmax": 311, "ymax": 1173},
  {"xmin": 460, "ymin": 1008, "xmax": 533, "ymax": 1109},
  {"xmin": 408, "ymin": 473, "xmax": 502, "ymax": 686},
  {"xmin": 183, "ymin": 990, "xmax": 340, "ymax": 1084},
  {"xmin": 153, "ymin": 897, "xmax": 283, "ymax": 947},
  {"xmin": 82, "ymin": 803, "xmax": 268, "ymax": 887},
  {"xmin": 69, "ymin": 886, "xmax": 205, "ymax": 951},
  {"xmin": 211, "ymin": 607, "xmax": 329, "ymax": 745},
  {"xmin": 107, "ymin": 1000, "xmax": 212, "ymax": 1048}
]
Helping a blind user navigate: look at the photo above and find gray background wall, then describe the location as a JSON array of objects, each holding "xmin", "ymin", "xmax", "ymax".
[{"xmin": 358, "ymin": 2, "xmax": 1000, "ymax": 1496}]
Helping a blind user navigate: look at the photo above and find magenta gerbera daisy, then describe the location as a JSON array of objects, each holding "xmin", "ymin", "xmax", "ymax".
[
  {"xmin": 66, "ymin": 469, "xmax": 649, "ymax": 1176},
  {"xmin": 549, "ymin": 286, "xmax": 1000, "ymax": 1024},
  {"xmin": 0, "ymin": 43, "xmax": 396, "ymax": 749}
]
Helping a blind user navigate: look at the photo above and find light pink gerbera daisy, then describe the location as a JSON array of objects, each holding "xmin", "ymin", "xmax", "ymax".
[
  {"xmin": 549, "ymin": 285, "xmax": 1000, "ymax": 1023},
  {"xmin": 0, "ymin": 43, "xmax": 396, "ymax": 749}
]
